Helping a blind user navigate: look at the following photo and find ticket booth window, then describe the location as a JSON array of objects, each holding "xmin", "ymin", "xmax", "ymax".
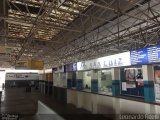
[
  {"xmin": 60, "ymin": 72, "xmax": 66, "ymax": 87},
  {"xmin": 98, "ymin": 69, "xmax": 112, "ymax": 95},
  {"xmin": 83, "ymin": 71, "xmax": 91, "ymax": 91}
]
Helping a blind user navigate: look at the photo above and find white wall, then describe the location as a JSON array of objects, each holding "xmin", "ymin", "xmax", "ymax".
[{"xmin": 67, "ymin": 89, "xmax": 77, "ymax": 106}]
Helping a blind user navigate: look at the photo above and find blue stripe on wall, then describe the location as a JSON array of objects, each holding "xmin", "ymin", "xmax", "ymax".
[
  {"xmin": 91, "ymin": 79, "xmax": 98, "ymax": 93},
  {"xmin": 144, "ymin": 81, "xmax": 155, "ymax": 102},
  {"xmin": 112, "ymin": 80, "xmax": 120, "ymax": 96},
  {"xmin": 76, "ymin": 79, "xmax": 83, "ymax": 90}
]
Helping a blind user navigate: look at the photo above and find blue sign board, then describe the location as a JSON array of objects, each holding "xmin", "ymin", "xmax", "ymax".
[
  {"xmin": 131, "ymin": 45, "xmax": 160, "ymax": 65},
  {"xmin": 73, "ymin": 63, "xmax": 77, "ymax": 71},
  {"xmin": 66, "ymin": 64, "xmax": 73, "ymax": 72}
]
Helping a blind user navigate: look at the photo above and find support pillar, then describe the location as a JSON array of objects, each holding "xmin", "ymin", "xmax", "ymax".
[
  {"xmin": 91, "ymin": 70, "xmax": 98, "ymax": 93},
  {"xmin": 142, "ymin": 65, "xmax": 155, "ymax": 102},
  {"xmin": 76, "ymin": 71, "xmax": 83, "ymax": 90},
  {"xmin": 66, "ymin": 72, "xmax": 73, "ymax": 89},
  {"xmin": 112, "ymin": 68, "xmax": 120, "ymax": 96}
]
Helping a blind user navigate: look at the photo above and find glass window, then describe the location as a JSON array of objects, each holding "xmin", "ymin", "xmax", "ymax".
[
  {"xmin": 53, "ymin": 73, "xmax": 59, "ymax": 86},
  {"xmin": 66, "ymin": 72, "xmax": 76, "ymax": 89},
  {"xmin": 60, "ymin": 72, "xmax": 66, "ymax": 87},
  {"xmin": 83, "ymin": 71, "xmax": 91, "ymax": 91},
  {"xmin": 98, "ymin": 69, "xmax": 112, "ymax": 95}
]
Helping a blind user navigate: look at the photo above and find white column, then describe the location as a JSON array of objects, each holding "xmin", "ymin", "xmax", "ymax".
[
  {"xmin": 66, "ymin": 72, "xmax": 73, "ymax": 88},
  {"xmin": 111, "ymin": 68, "xmax": 120, "ymax": 80},
  {"xmin": 111, "ymin": 68, "xmax": 120, "ymax": 96},
  {"xmin": 142, "ymin": 65, "xmax": 154, "ymax": 80},
  {"xmin": 142, "ymin": 65, "xmax": 155, "ymax": 104}
]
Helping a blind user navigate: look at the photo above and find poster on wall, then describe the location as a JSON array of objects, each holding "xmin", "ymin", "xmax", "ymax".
[
  {"xmin": 155, "ymin": 84, "xmax": 160, "ymax": 100},
  {"xmin": 122, "ymin": 82, "xmax": 127, "ymax": 91},
  {"xmin": 124, "ymin": 68, "xmax": 144, "ymax": 87},
  {"xmin": 135, "ymin": 69, "xmax": 144, "ymax": 86},
  {"xmin": 127, "ymin": 82, "xmax": 136, "ymax": 88},
  {"xmin": 135, "ymin": 69, "xmax": 143, "ymax": 81},
  {"xmin": 155, "ymin": 70, "xmax": 160, "ymax": 84},
  {"xmin": 125, "ymin": 69, "xmax": 135, "ymax": 82}
]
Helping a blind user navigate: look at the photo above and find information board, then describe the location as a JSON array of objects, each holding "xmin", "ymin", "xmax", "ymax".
[{"xmin": 131, "ymin": 45, "xmax": 160, "ymax": 65}]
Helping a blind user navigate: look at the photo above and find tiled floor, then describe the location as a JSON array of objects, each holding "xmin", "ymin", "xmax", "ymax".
[{"xmin": 0, "ymin": 87, "xmax": 113, "ymax": 120}]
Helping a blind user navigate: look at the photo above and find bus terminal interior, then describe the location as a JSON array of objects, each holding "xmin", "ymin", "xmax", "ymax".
[{"xmin": 1, "ymin": 0, "xmax": 160, "ymax": 120}]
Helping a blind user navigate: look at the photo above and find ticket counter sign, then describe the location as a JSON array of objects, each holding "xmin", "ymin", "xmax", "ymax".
[
  {"xmin": 77, "ymin": 52, "xmax": 131, "ymax": 71},
  {"xmin": 73, "ymin": 63, "xmax": 77, "ymax": 71}
]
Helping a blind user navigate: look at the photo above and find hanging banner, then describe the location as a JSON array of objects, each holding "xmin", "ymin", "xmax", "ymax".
[
  {"xmin": 155, "ymin": 84, "xmax": 160, "ymax": 100},
  {"xmin": 122, "ymin": 82, "xmax": 127, "ymax": 91},
  {"xmin": 126, "ymin": 82, "xmax": 136, "ymax": 88}
]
